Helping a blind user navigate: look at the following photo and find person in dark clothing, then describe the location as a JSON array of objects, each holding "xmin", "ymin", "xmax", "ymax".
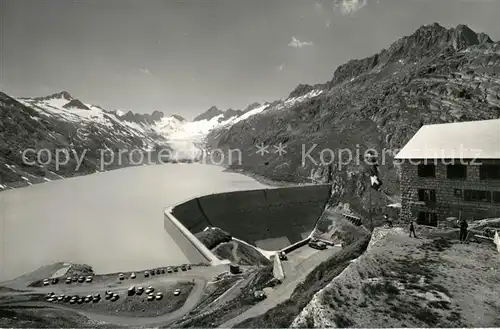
[
  {"xmin": 409, "ymin": 220, "xmax": 417, "ymax": 238},
  {"xmin": 384, "ymin": 214, "xmax": 393, "ymax": 227},
  {"xmin": 459, "ymin": 219, "xmax": 468, "ymax": 242}
]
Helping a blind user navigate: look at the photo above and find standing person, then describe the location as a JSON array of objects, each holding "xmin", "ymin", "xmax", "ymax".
[
  {"xmin": 459, "ymin": 218, "xmax": 468, "ymax": 243},
  {"xmin": 409, "ymin": 220, "xmax": 417, "ymax": 238},
  {"xmin": 384, "ymin": 214, "xmax": 393, "ymax": 227}
]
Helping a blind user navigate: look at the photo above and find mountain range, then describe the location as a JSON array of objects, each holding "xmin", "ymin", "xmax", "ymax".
[
  {"xmin": 207, "ymin": 22, "xmax": 500, "ymax": 217},
  {"xmin": 2, "ymin": 23, "xmax": 500, "ymax": 221}
]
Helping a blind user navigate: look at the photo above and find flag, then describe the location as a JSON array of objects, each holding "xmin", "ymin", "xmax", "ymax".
[{"xmin": 369, "ymin": 164, "xmax": 383, "ymax": 191}]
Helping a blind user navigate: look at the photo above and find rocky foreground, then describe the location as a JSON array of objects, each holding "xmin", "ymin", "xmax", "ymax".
[{"xmin": 291, "ymin": 226, "xmax": 500, "ymax": 328}]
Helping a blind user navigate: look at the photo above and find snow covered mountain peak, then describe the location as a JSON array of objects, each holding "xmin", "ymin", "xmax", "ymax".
[{"xmin": 9, "ymin": 85, "xmax": 326, "ymax": 166}]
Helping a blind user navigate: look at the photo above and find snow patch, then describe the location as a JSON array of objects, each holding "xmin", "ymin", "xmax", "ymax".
[
  {"xmin": 49, "ymin": 171, "xmax": 64, "ymax": 179},
  {"xmin": 387, "ymin": 203, "xmax": 402, "ymax": 208},
  {"xmin": 224, "ymin": 104, "xmax": 270, "ymax": 125},
  {"xmin": 46, "ymin": 98, "xmax": 71, "ymax": 109}
]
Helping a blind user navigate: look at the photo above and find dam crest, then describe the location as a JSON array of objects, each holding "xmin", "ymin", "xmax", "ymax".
[{"xmin": 164, "ymin": 185, "xmax": 332, "ymax": 264}]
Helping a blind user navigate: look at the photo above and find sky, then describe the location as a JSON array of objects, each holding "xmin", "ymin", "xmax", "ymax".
[{"xmin": 1, "ymin": 0, "xmax": 499, "ymax": 120}]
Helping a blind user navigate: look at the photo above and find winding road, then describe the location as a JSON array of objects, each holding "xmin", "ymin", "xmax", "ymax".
[{"xmin": 221, "ymin": 245, "xmax": 341, "ymax": 328}]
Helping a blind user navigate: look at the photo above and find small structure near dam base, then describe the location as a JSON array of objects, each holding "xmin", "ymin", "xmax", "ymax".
[{"xmin": 229, "ymin": 264, "xmax": 241, "ymax": 274}]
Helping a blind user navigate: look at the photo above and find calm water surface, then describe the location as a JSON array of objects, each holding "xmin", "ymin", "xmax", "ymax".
[{"xmin": 0, "ymin": 164, "xmax": 267, "ymax": 281}]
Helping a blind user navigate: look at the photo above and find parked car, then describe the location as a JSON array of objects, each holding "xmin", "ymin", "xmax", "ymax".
[
  {"xmin": 111, "ymin": 293, "xmax": 119, "ymax": 301},
  {"xmin": 144, "ymin": 271, "xmax": 150, "ymax": 278},
  {"xmin": 173, "ymin": 267, "xmax": 179, "ymax": 272},
  {"xmin": 160, "ymin": 268, "xmax": 165, "ymax": 274},
  {"xmin": 69, "ymin": 298, "xmax": 76, "ymax": 304},
  {"xmin": 309, "ymin": 240, "xmax": 327, "ymax": 250},
  {"xmin": 167, "ymin": 267, "xmax": 173, "ymax": 273},
  {"xmin": 254, "ymin": 290, "xmax": 267, "ymax": 300},
  {"xmin": 43, "ymin": 279, "xmax": 50, "ymax": 286},
  {"xmin": 155, "ymin": 292, "xmax": 163, "ymax": 300},
  {"xmin": 180, "ymin": 265, "xmax": 187, "ymax": 271},
  {"xmin": 278, "ymin": 251, "xmax": 287, "ymax": 260},
  {"xmin": 72, "ymin": 276, "xmax": 78, "ymax": 283},
  {"xmin": 78, "ymin": 276, "xmax": 85, "ymax": 283},
  {"xmin": 118, "ymin": 273, "xmax": 125, "ymax": 280},
  {"xmin": 128, "ymin": 286, "xmax": 136, "ymax": 296},
  {"xmin": 130, "ymin": 272, "xmax": 136, "ymax": 279},
  {"xmin": 155, "ymin": 269, "xmax": 161, "ymax": 275},
  {"xmin": 186, "ymin": 265, "xmax": 191, "ymax": 270},
  {"xmin": 147, "ymin": 294, "xmax": 155, "ymax": 301},
  {"xmin": 136, "ymin": 286, "xmax": 144, "ymax": 295},
  {"xmin": 77, "ymin": 298, "xmax": 84, "ymax": 304},
  {"xmin": 173, "ymin": 289, "xmax": 181, "ymax": 296},
  {"xmin": 64, "ymin": 295, "xmax": 72, "ymax": 302},
  {"xmin": 51, "ymin": 278, "xmax": 59, "ymax": 284},
  {"xmin": 85, "ymin": 276, "xmax": 93, "ymax": 283},
  {"xmin": 84, "ymin": 296, "xmax": 92, "ymax": 303},
  {"xmin": 65, "ymin": 277, "xmax": 72, "ymax": 284}
]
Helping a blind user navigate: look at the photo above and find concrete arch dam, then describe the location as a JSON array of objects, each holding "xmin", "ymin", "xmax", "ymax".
[{"xmin": 170, "ymin": 185, "xmax": 332, "ymax": 251}]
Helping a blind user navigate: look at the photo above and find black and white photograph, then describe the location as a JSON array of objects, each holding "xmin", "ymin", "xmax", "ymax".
[{"xmin": 1, "ymin": 0, "xmax": 500, "ymax": 327}]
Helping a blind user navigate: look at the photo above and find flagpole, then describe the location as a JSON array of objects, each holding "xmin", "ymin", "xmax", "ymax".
[{"xmin": 369, "ymin": 182, "xmax": 373, "ymax": 231}]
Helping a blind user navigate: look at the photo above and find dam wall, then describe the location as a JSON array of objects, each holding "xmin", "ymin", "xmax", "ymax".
[
  {"xmin": 171, "ymin": 184, "xmax": 332, "ymax": 251},
  {"xmin": 164, "ymin": 204, "xmax": 222, "ymax": 265}
]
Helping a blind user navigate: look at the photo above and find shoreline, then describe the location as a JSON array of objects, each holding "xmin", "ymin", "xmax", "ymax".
[
  {"xmin": 222, "ymin": 167, "xmax": 313, "ymax": 188},
  {"xmin": 0, "ymin": 162, "xmax": 311, "ymax": 193}
]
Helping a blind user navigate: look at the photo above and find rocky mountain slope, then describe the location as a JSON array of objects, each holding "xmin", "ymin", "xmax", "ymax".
[
  {"xmin": 0, "ymin": 91, "xmax": 169, "ymax": 189},
  {"xmin": 206, "ymin": 23, "xmax": 500, "ymax": 216},
  {"xmin": 0, "ymin": 90, "xmax": 260, "ymax": 190},
  {"xmin": 193, "ymin": 105, "xmax": 243, "ymax": 122}
]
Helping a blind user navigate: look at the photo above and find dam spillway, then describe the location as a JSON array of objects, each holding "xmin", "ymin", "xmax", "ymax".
[{"xmin": 169, "ymin": 184, "xmax": 332, "ymax": 251}]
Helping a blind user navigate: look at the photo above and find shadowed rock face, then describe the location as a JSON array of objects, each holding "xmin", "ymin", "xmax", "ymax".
[
  {"xmin": 193, "ymin": 106, "xmax": 223, "ymax": 121},
  {"xmin": 120, "ymin": 110, "xmax": 165, "ymax": 124},
  {"xmin": 193, "ymin": 106, "xmax": 243, "ymax": 122},
  {"xmin": 62, "ymin": 99, "xmax": 90, "ymax": 110},
  {"xmin": 172, "ymin": 185, "xmax": 332, "ymax": 251}
]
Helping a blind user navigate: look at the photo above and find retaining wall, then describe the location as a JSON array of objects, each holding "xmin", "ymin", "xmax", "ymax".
[
  {"xmin": 164, "ymin": 205, "xmax": 222, "ymax": 265},
  {"xmin": 272, "ymin": 253, "xmax": 285, "ymax": 281},
  {"xmin": 495, "ymin": 231, "xmax": 500, "ymax": 253},
  {"xmin": 281, "ymin": 237, "xmax": 312, "ymax": 254},
  {"xmin": 171, "ymin": 184, "xmax": 332, "ymax": 251}
]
